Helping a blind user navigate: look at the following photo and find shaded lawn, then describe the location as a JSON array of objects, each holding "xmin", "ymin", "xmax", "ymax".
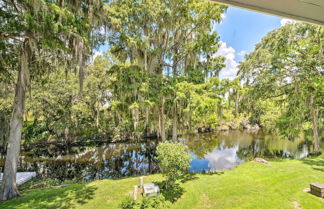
[{"xmin": 1, "ymin": 155, "xmax": 323, "ymax": 209}]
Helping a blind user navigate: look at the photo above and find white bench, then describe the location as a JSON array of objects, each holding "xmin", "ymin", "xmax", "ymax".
[{"xmin": 143, "ymin": 183, "xmax": 160, "ymax": 196}]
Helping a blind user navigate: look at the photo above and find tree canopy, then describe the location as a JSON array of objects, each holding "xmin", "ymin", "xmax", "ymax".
[
  {"xmin": 239, "ymin": 23, "xmax": 323, "ymax": 152},
  {"xmin": 0, "ymin": 0, "xmax": 323, "ymax": 201}
]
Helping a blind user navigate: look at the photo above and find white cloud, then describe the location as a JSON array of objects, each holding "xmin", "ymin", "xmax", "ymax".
[
  {"xmin": 204, "ymin": 146, "xmax": 243, "ymax": 170},
  {"xmin": 280, "ymin": 18, "xmax": 296, "ymax": 26},
  {"xmin": 90, "ymin": 50, "xmax": 103, "ymax": 63},
  {"xmin": 237, "ymin": 50, "xmax": 246, "ymax": 57},
  {"xmin": 219, "ymin": 13, "xmax": 227, "ymax": 24},
  {"xmin": 215, "ymin": 41, "xmax": 239, "ymax": 80}
]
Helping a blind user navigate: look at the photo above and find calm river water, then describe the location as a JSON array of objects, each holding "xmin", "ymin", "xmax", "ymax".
[{"xmin": 0, "ymin": 130, "xmax": 322, "ymax": 181}]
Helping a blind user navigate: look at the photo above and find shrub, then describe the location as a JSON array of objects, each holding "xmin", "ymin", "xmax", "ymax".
[
  {"xmin": 120, "ymin": 197, "xmax": 136, "ymax": 209},
  {"xmin": 140, "ymin": 195, "xmax": 171, "ymax": 209},
  {"xmin": 120, "ymin": 196, "xmax": 170, "ymax": 209},
  {"xmin": 156, "ymin": 141, "xmax": 191, "ymax": 187}
]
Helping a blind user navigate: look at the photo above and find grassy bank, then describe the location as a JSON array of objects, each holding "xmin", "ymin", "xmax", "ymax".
[{"xmin": 1, "ymin": 155, "xmax": 323, "ymax": 209}]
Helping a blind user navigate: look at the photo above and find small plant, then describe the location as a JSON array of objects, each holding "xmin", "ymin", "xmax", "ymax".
[
  {"xmin": 156, "ymin": 141, "xmax": 191, "ymax": 187},
  {"xmin": 120, "ymin": 196, "xmax": 170, "ymax": 209},
  {"xmin": 120, "ymin": 196, "xmax": 136, "ymax": 209},
  {"xmin": 141, "ymin": 195, "xmax": 171, "ymax": 209}
]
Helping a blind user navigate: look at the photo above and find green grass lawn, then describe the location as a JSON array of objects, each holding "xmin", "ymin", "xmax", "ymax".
[{"xmin": 1, "ymin": 155, "xmax": 323, "ymax": 209}]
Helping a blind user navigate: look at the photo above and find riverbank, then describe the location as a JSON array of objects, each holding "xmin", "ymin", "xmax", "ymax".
[{"xmin": 1, "ymin": 154, "xmax": 323, "ymax": 209}]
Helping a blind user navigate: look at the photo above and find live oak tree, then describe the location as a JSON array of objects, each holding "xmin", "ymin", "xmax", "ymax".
[
  {"xmin": 106, "ymin": 0, "xmax": 226, "ymax": 140},
  {"xmin": 239, "ymin": 23, "xmax": 323, "ymax": 153},
  {"xmin": 0, "ymin": 0, "xmax": 108, "ymax": 200},
  {"xmin": 18, "ymin": 45, "xmax": 231, "ymax": 146},
  {"xmin": 23, "ymin": 56, "xmax": 112, "ymax": 144}
]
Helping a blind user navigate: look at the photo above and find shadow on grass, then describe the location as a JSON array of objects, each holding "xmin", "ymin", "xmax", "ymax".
[
  {"xmin": 0, "ymin": 184, "xmax": 97, "ymax": 209},
  {"xmin": 153, "ymin": 172, "xmax": 200, "ymax": 203},
  {"xmin": 199, "ymin": 171, "xmax": 224, "ymax": 176},
  {"xmin": 154, "ymin": 182, "xmax": 184, "ymax": 203},
  {"xmin": 181, "ymin": 173, "xmax": 199, "ymax": 183},
  {"xmin": 301, "ymin": 155, "xmax": 324, "ymax": 173},
  {"xmin": 180, "ymin": 171, "xmax": 223, "ymax": 183}
]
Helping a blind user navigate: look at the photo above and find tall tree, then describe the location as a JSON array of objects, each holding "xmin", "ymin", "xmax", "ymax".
[
  {"xmin": 106, "ymin": 0, "xmax": 226, "ymax": 140},
  {"xmin": 239, "ymin": 23, "xmax": 323, "ymax": 153},
  {"xmin": 0, "ymin": 0, "xmax": 107, "ymax": 200}
]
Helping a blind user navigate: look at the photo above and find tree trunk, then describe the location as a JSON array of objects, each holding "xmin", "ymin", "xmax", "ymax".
[
  {"xmin": 235, "ymin": 90, "xmax": 239, "ymax": 117},
  {"xmin": 96, "ymin": 101, "xmax": 99, "ymax": 129},
  {"xmin": 172, "ymin": 102, "xmax": 177, "ymax": 141},
  {"xmin": 78, "ymin": 47, "xmax": 85, "ymax": 95},
  {"xmin": 144, "ymin": 50, "xmax": 148, "ymax": 72},
  {"xmin": 310, "ymin": 95, "xmax": 320, "ymax": 153},
  {"xmin": 172, "ymin": 35, "xmax": 178, "ymax": 141},
  {"xmin": 173, "ymin": 45, "xmax": 178, "ymax": 77},
  {"xmin": 0, "ymin": 113, "xmax": 8, "ymax": 152},
  {"xmin": 0, "ymin": 42, "xmax": 29, "ymax": 201},
  {"xmin": 158, "ymin": 111, "xmax": 161, "ymax": 138},
  {"xmin": 144, "ymin": 106, "xmax": 149, "ymax": 135},
  {"xmin": 205, "ymin": 54, "xmax": 210, "ymax": 81},
  {"xmin": 133, "ymin": 107, "xmax": 139, "ymax": 139},
  {"xmin": 160, "ymin": 97, "xmax": 166, "ymax": 141},
  {"xmin": 218, "ymin": 104, "xmax": 222, "ymax": 121}
]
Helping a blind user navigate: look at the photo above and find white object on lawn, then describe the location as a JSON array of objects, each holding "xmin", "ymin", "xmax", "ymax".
[
  {"xmin": 0, "ymin": 172, "xmax": 36, "ymax": 185},
  {"xmin": 143, "ymin": 183, "xmax": 160, "ymax": 196},
  {"xmin": 140, "ymin": 176, "xmax": 144, "ymax": 189},
  {"xmin": 133, "ymin": 185, "xmax": 138, "ymax": 201}
]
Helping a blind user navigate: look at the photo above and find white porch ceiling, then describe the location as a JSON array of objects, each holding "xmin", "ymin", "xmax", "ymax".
[{"xmin": 211, "ymin": 0, "xmax": 324, "ymax": 25}]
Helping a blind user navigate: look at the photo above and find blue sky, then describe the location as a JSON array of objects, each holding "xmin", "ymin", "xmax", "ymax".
[
  {"xmin": 215, "ymin": 6, "xmax": 291, "ymax": 79},
  {"xmin": 216, "ymin": 7, "xmax": 282, "ymax": 60}
]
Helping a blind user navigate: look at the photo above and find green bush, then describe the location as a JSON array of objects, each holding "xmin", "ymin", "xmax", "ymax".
[
  {"xmin": 120, "ymin": 195, "xmax": 170, "ymax": 209},
  {"xmin": 156, "ymin": 142, "xmax": 191, "ymax": 187},
  {"xmin": 141, "ymin": 195, "xmax": 171, "ymax": 209},
  {"xmin": 120, "ymin": 196, "xmax": 136, "ymax": 209}
]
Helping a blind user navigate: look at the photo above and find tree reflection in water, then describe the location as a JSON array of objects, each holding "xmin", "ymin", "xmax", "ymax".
[
  {"xmin": 8, "ymin": 140, "xmax": 159, "ymax": 181},
  {"xmin": 186, "ymin": 130, "xmax": 315, "ymax": 172},
  {"xmin": 0, "ymin": 130, "xmax": 319, "ymax": 181}
]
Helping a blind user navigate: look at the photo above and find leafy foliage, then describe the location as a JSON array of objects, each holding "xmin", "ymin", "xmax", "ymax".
[
  {"xmin": 120, "ymin": 195, "xmax": 171, "ymax": 209},
  {"xmin": 239, "ymin": 23, "xmax": 323, "ymax": 151},
  {"xmin": 156, "ymin": 142, "xmax": 191, "ymax": 186}
]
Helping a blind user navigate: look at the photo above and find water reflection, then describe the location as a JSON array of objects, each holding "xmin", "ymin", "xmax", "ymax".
[
  {"xmin": 2, "ymin": 141, "xmax": 159, "ymax": 181},
  {"xmin": 205, "ymin": 146, "xmax": 244, "ymax": 170},
  {"xmin": 185, "ymin": 131, "xmax": 317, "ymax": 172},
  {"xmin": 0, "ymin": 130, "xmax": 321, "ymax": 181}
]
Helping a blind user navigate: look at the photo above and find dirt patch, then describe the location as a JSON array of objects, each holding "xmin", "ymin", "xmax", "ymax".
[
  {"xmin": 254, "ymin": 158, "xmax": 271, "ymax": 165},
  {"xmin": 201, "ymin": 193, "xmax": 214, "ymax": 209},
  {"xmin": 303, "ymin": 188, "xmax": 310, "ymax": 193},
  {"xmin": 292, "ymin": 200, "xmax": 302, "ymax": 209}
]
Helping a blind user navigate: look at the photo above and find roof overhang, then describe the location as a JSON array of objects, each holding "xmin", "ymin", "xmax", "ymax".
[{"xmin": 211, "ymin": 0, "xmax": 324, "ymax": 25}]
